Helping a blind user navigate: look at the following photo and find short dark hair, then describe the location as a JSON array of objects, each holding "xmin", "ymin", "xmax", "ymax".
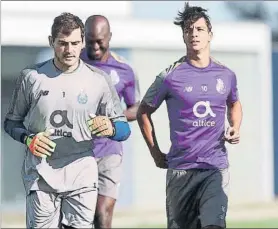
[
  {"xmin": 174, "ymin": 2, "xmax": 212, "ymax": 32},
  {"xmin": 51, "ymin": 12, "xmax": 85, "ymax": 41}
]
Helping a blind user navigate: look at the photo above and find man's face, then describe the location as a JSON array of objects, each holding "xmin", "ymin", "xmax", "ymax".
[
  {"xmin": 50, "ymin": 28, "xmax": 83, "ymax": 67},
  {"xmin": 183, "ymin": 17, "xmax": 212, "ymax": 52},
  {"xmin": 85, "ymin": 25, "xmax": 111, "ymax": 61}
]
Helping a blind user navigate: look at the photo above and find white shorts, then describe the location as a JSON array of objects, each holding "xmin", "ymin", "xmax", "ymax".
[
  {"xmin": 26, "ymin": 187, "xmax": 97, "ymax": 228},
  {"xmin": 96, "ymin": 154, "xmax": 123, "ymax": 200}
]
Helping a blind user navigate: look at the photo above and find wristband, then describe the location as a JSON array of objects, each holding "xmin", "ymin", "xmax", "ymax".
[
  {"xmin": 111, "ymin": 120, "xmax": 116, "ymax": 137},
  {"xmin": 24, "ymin": 134, "xmax": 35, "ymax": 146}
]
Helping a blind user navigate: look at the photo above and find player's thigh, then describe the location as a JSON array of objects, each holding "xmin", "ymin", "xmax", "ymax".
[
  {"xmin": 26, "ymin": 190, "xmax": 61, "ymax": 228},
  {"xmin": 198, "ymin": 168, "xmax": 230, "ymax": 228},
  {"xmin": 96, "ymin": 154, "xmax": 123, "ymax": 200},
  {"xmin": 61, "ymin": 187, "xmax": 98, "ymax": 228},
  {"xmin": 166, "ymin": 169, "xmax": 201, "ymax": 229}
]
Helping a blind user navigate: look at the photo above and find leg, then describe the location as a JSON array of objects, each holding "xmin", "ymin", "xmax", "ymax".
[
  {"xmin": 26, "ymin": 190, "xmax": 62, "ymax": 228},
  {"xmin": 166, "ymin": 169, "xmax": 202, "ymax": 229},
  {"xmin": 166, "ymin": 170, "xmax": 179, "ymax": 229},
  {"xmin": 61, "ymin": 187, "xmax": 98, "ymax": 228},
  {"xmin": 94, "ymin": 195, "xmax": 116, "ymax": 229},
  {"xmin": 198, "ymin": 169, "xmax": 230, "ymax": 229},
  {"xmin": 95, "ymin": 154, "xmax": 122, "ymax": 229}
]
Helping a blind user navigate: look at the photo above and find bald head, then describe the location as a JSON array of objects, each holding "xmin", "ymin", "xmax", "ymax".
[
  {"xmin": 84, "ymin": 15, "xmax": 112, "ymax": 61},
  {"xmin": 85, "ymin": 15, "xmax": 110, "ymax": 33}
]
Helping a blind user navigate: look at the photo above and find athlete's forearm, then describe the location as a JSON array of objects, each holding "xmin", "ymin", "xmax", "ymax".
[
  {"xmin": 4, "ymin": 119, "xmax": 32, "ymax": 144},
  {"xmin": 124, "ymin": 102, "xmax": 140, "ymax": 122},
  {"xmin": 227, "ymin": 101, "xmax": 243, "ymax": 131},
  {"xmin": 136, "ymin": 104, "xmax": 160, "ymax": 153}
]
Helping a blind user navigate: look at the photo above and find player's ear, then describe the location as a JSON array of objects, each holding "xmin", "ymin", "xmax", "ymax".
[
  {"xmin": 208, "ymin": 31, "xmax": 213, "ymax": 42},
  {"xmin": 48, "ymin": 36, "xmax": 54, "ymax": 47},
  {"xmin": 182, "ymin": 28, "xmax": 186, "ymax": 44},
  {"xmin": 109, "ymin": 32, "xmax": 112, "ymax": 42}
]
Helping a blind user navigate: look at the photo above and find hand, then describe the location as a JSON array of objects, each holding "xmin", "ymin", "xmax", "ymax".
[
  {"xmin": 151, "ymin": 147, "xmax": 168, "ymax": 169},
  {"xmin": 25, "ymin": 129, "xmax": 56, "ymax": 158},
  {"xmin": 224, "ymin": 126, "xmax": 240, "ymax": 144},
  {"xmin": 87, "ymin": 114, "xmax": 115, "ymax": 137}
]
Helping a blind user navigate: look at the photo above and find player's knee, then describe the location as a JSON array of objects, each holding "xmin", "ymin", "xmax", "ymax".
[
  {"xmin": 96, "ymin": 201, "xmax": 114, "ymax": 218},
  {"xmin": 202, "ymin": 225, "xmax": 224, "ymax": 229}
]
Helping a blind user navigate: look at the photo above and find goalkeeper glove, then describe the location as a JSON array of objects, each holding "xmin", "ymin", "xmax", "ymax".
[
  {"xmin": 87, "ymin": 114, "xmax": 115, "ymax": 137},
  {"xmin": 24, "ymin": 129, "xmax": 56, "ymax": 158}
]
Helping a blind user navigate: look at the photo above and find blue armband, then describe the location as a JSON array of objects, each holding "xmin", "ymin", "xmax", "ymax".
[{"xmin": 109, "ymin": 121, "xmax": 131, "ymax": 141}]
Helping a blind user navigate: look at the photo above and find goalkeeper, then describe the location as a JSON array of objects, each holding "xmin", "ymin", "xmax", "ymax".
[{"xmin": 3, "ymin": 12, "xmax": 130, "ymax": 229}]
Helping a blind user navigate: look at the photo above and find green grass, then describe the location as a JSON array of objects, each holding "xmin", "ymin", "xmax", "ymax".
[
  {"xmin": 228, "ymin": 218, "xmax": 278, "ymax": 228},
  {"xmin": 138, "ymin": 218, "xmax": 278, "ymax": 228}
]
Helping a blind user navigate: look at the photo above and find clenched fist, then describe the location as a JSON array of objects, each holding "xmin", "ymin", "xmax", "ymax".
[
  {"xmin": 87, "ymin": 114, "xmax": 115, "ymax": 137},
  {"xmin": 25, "ymin": 129, "xmax": 56, "ymax": 158},
  {"xmin": 224, "ymin": 126, "xmax": 240, "ymax": 144}
]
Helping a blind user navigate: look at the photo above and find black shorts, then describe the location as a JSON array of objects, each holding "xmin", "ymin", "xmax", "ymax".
[{"xmin": 166, "ymin": 168, "xmax": 230, "ymax": 229}]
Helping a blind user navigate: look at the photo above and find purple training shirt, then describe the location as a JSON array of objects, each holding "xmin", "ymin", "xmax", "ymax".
[
  {"xmin": 81, "ymin": 49, "xmax": 140, "ymax": 158},
  {"xmin": 142, "ymin": 56, "xmax": 239, "ymax": 170}
]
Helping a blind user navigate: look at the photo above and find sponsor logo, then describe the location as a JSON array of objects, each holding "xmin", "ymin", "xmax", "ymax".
[
  {"xmin": 192, "ymin": 101, "xmax": 216, "ymax": 127},
  {"xmin": 49, "ymin": 110, "xmax": 73, "ymax": 137}
]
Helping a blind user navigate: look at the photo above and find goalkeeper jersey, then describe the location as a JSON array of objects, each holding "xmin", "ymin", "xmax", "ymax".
[{"xmin": 5, "ymin": 59, "xmax": 126, "ymax": 194}]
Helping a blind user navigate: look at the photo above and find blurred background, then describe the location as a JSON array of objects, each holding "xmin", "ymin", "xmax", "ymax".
[{"xmin": 1, "ymin": 1, "xmax": 278, "ymax": 227}]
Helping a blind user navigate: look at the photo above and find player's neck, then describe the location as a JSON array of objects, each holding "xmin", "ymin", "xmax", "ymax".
[
  {"xmin": 186, "ymin": 49, "xmax": 210, "ymax": 68},
  {"xmin": 53, "ymin": 58, "xmax": 80, "ymax": 73},
  {"xmin": 100, "ymin": 51, "xmax": 110, "ymax": 62}
]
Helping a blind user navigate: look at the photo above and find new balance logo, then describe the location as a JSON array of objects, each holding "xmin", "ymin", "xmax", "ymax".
[
  {"xmin": 39, "ymin": 90, "xmax": 49, "ymax": 96},
  {"xmin": 184, "ymin": 86, "xmax": 193, "ymax": 92},
  {"xmin": 37, "ymin": 90, "xmax": 49, "ymax": 101}
]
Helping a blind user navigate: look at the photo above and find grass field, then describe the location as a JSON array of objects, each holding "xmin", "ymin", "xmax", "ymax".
[
  {"xmin": 228, "ymin": 218, "xmax": 278, "ymax": 228},
  {"xmin": 2, "ymin": 217, "xmax": 278, "ymax": 228},
  {"xmin": 3, "ymin": 208, "xmax": 278, "ymax": 228},
  {"xmin": 137, "ymin": 218, "xmax": 278, "ymax": 228}
]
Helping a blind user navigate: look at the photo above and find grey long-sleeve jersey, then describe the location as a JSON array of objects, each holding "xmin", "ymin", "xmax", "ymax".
[{"xmin": 5, "ymin": 59, "xmax": 126, "ymax": 194}]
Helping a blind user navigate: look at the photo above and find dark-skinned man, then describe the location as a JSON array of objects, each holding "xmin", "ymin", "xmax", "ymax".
[{"xmin": 80, "ymin": 15, "xmax": 140, "ymax": 229}]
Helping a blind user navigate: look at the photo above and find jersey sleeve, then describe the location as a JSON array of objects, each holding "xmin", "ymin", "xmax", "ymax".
[
  {"xmin": 5, "ymin": 69, "xmax": 32, "ymax": 121},
  {"xmin": 97, "ymin": 72, "xmax": 127, "ymax": 122},
  {"xmin": 227, "ymin": 72, "xmax": 239, "ymax": 104},
  {"xmin": 141, "ymin": 70, "xmax": 170, "ymax": 108},
  {"xmin": 122, "ymin": 69, "xmax": 141, "ymax": 106}
]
